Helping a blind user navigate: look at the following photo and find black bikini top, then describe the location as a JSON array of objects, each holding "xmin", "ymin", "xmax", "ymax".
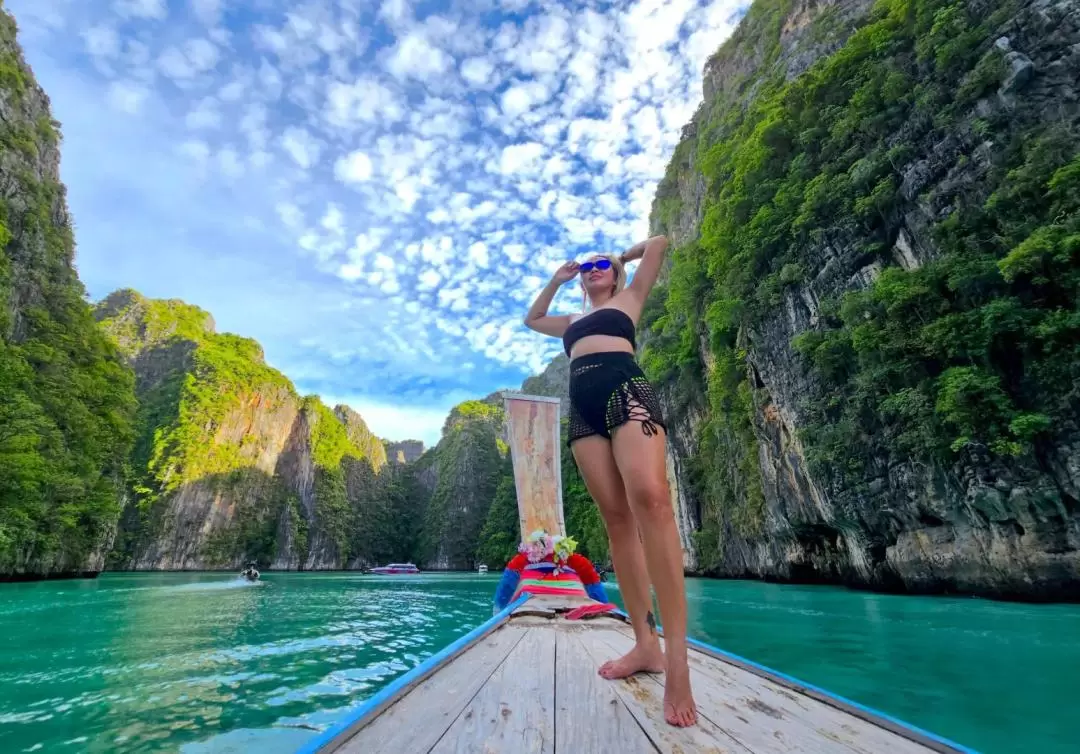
[{"xmin": 562, "ymin": 308, "xmax": 636, "ymax": 356}]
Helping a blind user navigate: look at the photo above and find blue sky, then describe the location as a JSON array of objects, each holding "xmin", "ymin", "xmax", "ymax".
[{"xmin": 8, "ymin": 0, "xmax": 743, "ymax": 447}]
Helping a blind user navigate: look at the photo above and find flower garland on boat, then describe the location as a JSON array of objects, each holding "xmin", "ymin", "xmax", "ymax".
[
  {"xmin": 519, "ymin": 529, "xmax": 580, "ymax": 567},
  {"xmin": 493, "ymin": 529, "xmax": 613, "ymax": 615}
]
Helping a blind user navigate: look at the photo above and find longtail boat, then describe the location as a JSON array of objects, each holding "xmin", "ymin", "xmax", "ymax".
[
  {"xmin": 299, "ymin": 393, "xmax": 978, "ymax": 754},
  {"xmin": 367, "ymin": 563, "xmax": 420, "ymax": 575}
]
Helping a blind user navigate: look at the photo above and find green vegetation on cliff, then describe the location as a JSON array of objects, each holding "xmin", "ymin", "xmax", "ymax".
[
  {"xmin": 95, "ymin": 289, "xmax": 412, "ymax": 570},
  {"xmin": 474, "ymin": 458, "xmax": 519, "ymax": 567},
  {"xmin": 0, "ymin": 6, "xmax": 136, "ymax": 575},
  {"xmin": 421, "ymin": 399, "xmax": 505, "ymax": 568},
  {"xmin": 96, "ymin": 291, "xmax": 296, "ymax": 510},
  {"xmin": 643, "ymin": 0, "xmax": 1078, "ymax": 552}
]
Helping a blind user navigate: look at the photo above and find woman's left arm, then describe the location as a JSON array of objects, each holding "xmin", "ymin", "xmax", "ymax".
[{"xmin": 620, "ymin": 235, "xmax": 668, "ymax": 300}]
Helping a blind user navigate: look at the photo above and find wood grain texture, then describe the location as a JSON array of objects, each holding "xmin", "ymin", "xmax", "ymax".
[
  {"xmin": 334, "ymin": 625, "xmax": 524, "ymax": 754},
  {"xmin": 576, "ymin": 629, "xmax": 749, "ymax": 754},
  {"xmin": 429, "ymin": 627, "xmax": 556, "ymax": 754},
  {"xmin": 595, "ymin": 629, "xmax": 855, "ymax": 754},
  {"xmin": 606, "ymin": 624, "xmax": 933, "ymax": 754},
  {"xmin": 555, "ymin": 631, "xmax": 657, "ymax": 753},
  {"xmin": 504, "ymin": 396, "xmax": 564, "ymax": 540}
]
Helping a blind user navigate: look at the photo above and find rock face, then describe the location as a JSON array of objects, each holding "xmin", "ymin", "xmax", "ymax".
[
  {"xmin": 417, "ymin": 399, "xmax": 506, "ymax": 570},
  {"xmin": 521, "ymin": 353, "xmax": 570, "ymax": 413},
  {"xmin": 0, "ymin": 7, "xmax": 136, "ymax": 580},
  {"xmin": 335, "ymin": 405, "xmax": 389, "ymax": 471},
  {"xmin": 385, "ymin": 439, "xmax": 424, "ymax": 464},
  {"xmin": 97, "ymin": 290, "xmax": 409, "ymax": 571},
  {"xmin": 540, "ymin": 0, "xmax": 1080, "ymax": 600},
  {"xmin": 643, "ymin": 0, "xmax": 1080, "ymax": 600}
]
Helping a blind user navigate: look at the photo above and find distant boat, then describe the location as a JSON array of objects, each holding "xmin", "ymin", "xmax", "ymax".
[
  {"xmin": 240, "ymin": 563, "xmax": 260, "ymax": 582},
  {"xmin": 478, "ymin": 564, "xmax": 489, "ymax": 574},
  {"xmin": 368, "ymin": 563, "xmax": 420, "ymax": 575}
]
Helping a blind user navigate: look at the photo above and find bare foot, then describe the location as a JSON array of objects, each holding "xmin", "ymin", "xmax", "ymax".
[
  {"xmin": 598, "ymin": 640, "xmax": 665, "ymax": 679},
  {"xmin": 663, "ymin": 659, "xmax": 697, "ymax": 727}
]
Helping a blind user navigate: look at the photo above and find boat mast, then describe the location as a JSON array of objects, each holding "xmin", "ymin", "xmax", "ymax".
[{"xmin": 501, "ymin": 392, "xmax": 565, "ymax": 540}]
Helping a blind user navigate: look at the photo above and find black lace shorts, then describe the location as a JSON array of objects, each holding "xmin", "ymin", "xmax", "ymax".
[{"xmin": 567, "ymin": 351, "xmax": 666, "ymax": 446}]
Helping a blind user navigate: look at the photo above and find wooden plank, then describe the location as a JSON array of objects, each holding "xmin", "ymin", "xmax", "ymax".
[
  {"xmin": 554, "ymin": 630, "xmax": 657, "ymax": 753},
  {"xmin": 575, "ymin": 629, "xmax": 749, "ymax": 754},
  {"xmin": 512, "ymin": 604, "xmax": 558, "ymax": 619},
  {"xmin": 429, "ymin": 627, "xmax": 556, "ymax": 754},
  {"xmin": 334, "ymin": 625, "xmax": 525, "ymax": 754},
  {"xmin": 503, "ymin": 394, "xmax": 564, "ymax": 540},
  {"xmin": 684, "ymin": 638, "xmax": 955, "ymax": 753},
  {"xmin": 595, "ymin": 628, "xmax": 869, "ymax": 754},
  {"xmin": 608, "ymin": 625, "xmax": 934, "ymax": 754},
  {"xmin": 688, "ymin": 649, "xmax": 929, "ymax": 753}
]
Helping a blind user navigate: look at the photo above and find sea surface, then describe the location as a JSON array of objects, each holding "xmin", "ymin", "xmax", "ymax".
[{"xmin": 1, "ymin": 572, "xmax": 1076, "ymax": 753}]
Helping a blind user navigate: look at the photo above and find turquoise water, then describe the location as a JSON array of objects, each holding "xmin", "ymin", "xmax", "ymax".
[{"xmin": 0, "ymin": 573, "xmax": 1076, "ymax": 753}]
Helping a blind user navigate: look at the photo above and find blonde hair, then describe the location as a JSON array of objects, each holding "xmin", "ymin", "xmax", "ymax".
[{"xmin": 581, "ymin": 254, "xmax": 626, "ymax": 311}]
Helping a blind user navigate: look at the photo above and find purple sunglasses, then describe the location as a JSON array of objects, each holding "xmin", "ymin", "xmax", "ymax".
[{"xmin": 579, "ymin": 259, "xmax": 612, "ymax": 273}]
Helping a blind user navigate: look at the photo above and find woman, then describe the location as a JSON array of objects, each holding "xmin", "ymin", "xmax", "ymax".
[{"xmin": 522, "ymin": 236, "xmax": 697, "ymax": 727}]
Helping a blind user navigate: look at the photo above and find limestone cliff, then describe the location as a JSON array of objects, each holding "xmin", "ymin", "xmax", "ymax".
[
  {"xmin": 97, "ymin": 290, "xmax": 411, "ymax": 571},
  {"xmin": 634, "ymin": 0, "xmax": 1080, "ymax": 599},
  {"xmin": 0, "ymin": 5, "xmax": 136, "ymax": 580},
  {"xmin": 521, "ymin": 353, "xmax": 570, "ymax": 413},
  {"xmin": 417, "ymin": 400, "xmax": 506, "ymax": 570},
  {"xmin": 385, "ymin": 439, "xmax": 424, "ymax": 464},
  {"xmin": 335, "ymin": 405, "xmax": 388, "ymax": 471}
]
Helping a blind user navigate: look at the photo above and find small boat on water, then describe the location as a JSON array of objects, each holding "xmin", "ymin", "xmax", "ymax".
[
  {"xmin": 368, "ymin": 563, "xmax": 420, "ymax": 575},
  {"xmin": 240, "ymin": 563, "xmax": 259, "ymax": 582},
  {"xmin": 297, "ymin": 394, "xmax": 976, "ymax": 754},
  {"xmin": 477, "ymin": 564, "xmax": 488, "ymax": 574}
]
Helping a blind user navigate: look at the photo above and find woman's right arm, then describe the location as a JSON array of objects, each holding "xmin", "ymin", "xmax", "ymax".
[{"xmin": 523, "ymin": 262, "xmax": 577, "ymax": 337}]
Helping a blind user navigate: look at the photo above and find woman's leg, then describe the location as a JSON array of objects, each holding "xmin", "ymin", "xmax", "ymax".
[
  {"xmin": 570, "ymin": 434, "xmax": 664, "ymax": 678},
  {"xmin": 610, "ymin": 420, "xmax": 697, "ymax": 727}
]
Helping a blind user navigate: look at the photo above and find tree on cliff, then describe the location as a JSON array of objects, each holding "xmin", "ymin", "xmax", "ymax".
[
  {"xmin": 0, "ymin": 8, "xmax": 136, "ymax": 578},
  {"xmin": 639, "ymin": 0, "xmax": 1080, "ymax": 592}
]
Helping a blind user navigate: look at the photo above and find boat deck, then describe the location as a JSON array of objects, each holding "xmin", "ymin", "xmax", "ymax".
[{"xmin": 312, "ymin": 597, "xmax": 968, "ymax": 754}]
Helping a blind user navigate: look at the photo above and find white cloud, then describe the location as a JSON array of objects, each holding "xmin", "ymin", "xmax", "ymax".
[
  {"xmin": 83, "ymin": 25, "xmax": 120, "ymax": 60},
  {"xmin": 281, "ymin": 126, "xmax": 322, "ymax": 169},
  {"xmin": 325, "ymin": 77, "xmax": 404, "ymax": 128},
  {"xmin": 186, "ymin": 97, "xmax": 221, "ymax": 129},
  {"xmin": 192, "ymin": 0, "xmax": 222, "ymax": 26},
  {"xmin": 159, "ymin": 39, "xmax": 220, "ymax": 81},
  {"xmin": 187, "ymin": 39, "xmax": 220, "ymax": 70},
  {"xmin": 180, "ymin": 139, "xmax": 211, "ymax": 163},
  {"xmin": 349, "ymin": 230, "xmax": 389, "ymax": 261},
  {"xmin": 460, "ymin": 56, "xmax": 496, "ymax": 88},
  {"xmin": 468, "ymin": 241, "xmax": 490, "ymax": 268},
  {"xmin": 503, "ymin": 244, "xmax": 527, "ymax": 264},
  {"xmin": 277, "ymin": 202, "xmax": 304, "ymax": 230},
  {"xmin": 385, "ymin": 32, "xmax": 454, "ymax": 81},
  {"xmin": 321, "ymin": 204, "xmax": 345, "ymax": 236},
  {"xmin": 335, "ymin": 150, "xmax": 373, "ymax": 183},
  {"xmin": 114, "ymin": 0, "xmax": 167, "ymax": 20},
  {"xmin": 499, "ymin": 142, "xmax": 545, "ymax": 175},
  {"xmin": 218, "ymin": 148, "xmax": 244, "ymax": 178},
  {"xmin": 378, "ymin": 0, "xmax": 411, "ymax": 27},
  {"xmin": 500, "ymin": 80, "xmax": 550, "ymax": 118},
  {"xmin": 106, "ymin": 81, "xmax": 149, "ymax": 114},
  {"xmin": 418, "ymin": 269, "xmax": 441, "ymax": 290},
  {"xmin": 10, "ymin": 0, "xmax": 746, "ymax": 446}
]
